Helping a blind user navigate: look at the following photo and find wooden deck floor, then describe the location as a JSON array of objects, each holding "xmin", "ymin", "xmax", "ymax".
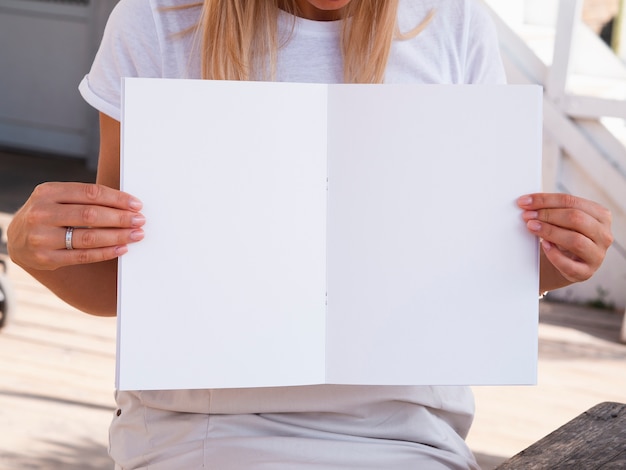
[
  {"xmin": 0, "ymin": 214, "xmax": 116, "ymax": 470},
  {"xmin": 0, "ymin": 153, "xmax": 625, "ymax": 469}
]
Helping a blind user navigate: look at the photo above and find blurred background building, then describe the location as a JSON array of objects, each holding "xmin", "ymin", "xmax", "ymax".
[{"xmin": 0, "ymin": 0, "xmax": 117, "ymax": 169}]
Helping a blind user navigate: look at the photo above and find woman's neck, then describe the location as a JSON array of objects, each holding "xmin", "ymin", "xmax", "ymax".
[{"xmin": 278, "ymin": 0, "xmax": 349, "ymax": 22}]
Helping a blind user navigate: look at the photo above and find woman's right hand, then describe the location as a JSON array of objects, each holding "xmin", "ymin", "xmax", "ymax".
[{"xmin": 8, "ymin": 181, "xmax": 145, "ymax": 271}]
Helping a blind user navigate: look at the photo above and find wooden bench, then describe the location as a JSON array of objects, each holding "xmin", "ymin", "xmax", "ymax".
[{"xmin": 496, "ymin": 402, "xmax": 626, "ymax": 469}]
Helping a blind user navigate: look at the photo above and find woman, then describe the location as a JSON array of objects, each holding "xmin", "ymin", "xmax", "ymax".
[{"xmin": 7, "ymin": 0, "xmax": 613, "ymax": 468}]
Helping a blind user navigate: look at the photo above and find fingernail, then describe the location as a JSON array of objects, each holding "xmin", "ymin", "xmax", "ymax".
[
  {"xmin": 129, "ymin": 198, "xmax": 143, "ymax": 211},
  {"xmin": 524, "ymin": 211, "xmax": 539, "ymax": 220},
  {"xmin": 518, "ymin": 196, "xmax": 532, "ymax": 206},
  {"xmin": 116, "ymin": 246, "xmax": 129, "ymax": 256},
  {"xmin": 528, "ymin": 220, "xmax": 542, "ymax": 231},
  {"xmin": 131, "ymin": 215, "xmax": 146, "ymax": 227},
  {"xmin": 130, "ymin": 229, "xmax": 144, "ymax": 241},
  {"xmin": 542, "ymin": 240, "xmax": 552, "ymax": 252}
]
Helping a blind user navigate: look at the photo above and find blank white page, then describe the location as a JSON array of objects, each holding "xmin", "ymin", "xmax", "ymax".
[
  {"xmin": 325, "ymin": 84, "xmax": 541, "ymax": 385},
  {"xmin": 119, "ymin": 78, "xmax": 329, "ymax": 390}
]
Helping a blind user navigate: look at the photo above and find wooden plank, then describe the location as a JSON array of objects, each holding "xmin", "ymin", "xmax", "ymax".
[
  {"xmin": 543, "ymin": 99, "xmax": 626, "ymax": 218},
  {"xmin": 542, "ymin": 131, "xmax": 562, "ymax": 192},
  {"xmin": 496, "ymin": 402, "xmax": 626, "ymax": 469},
  {"xmin": 545, "ymin": 0, "xmax": 583, "ymax": 102},
  {"xmin": 564, "ymin": 94, "xmax": 626, "ymax": 119}
]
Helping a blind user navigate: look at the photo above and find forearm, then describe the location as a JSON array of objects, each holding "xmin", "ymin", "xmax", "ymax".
[
  {"xmin": 23, "ymin": 260, "xmax": 118, "ymax": 316},
  {"xmin": 538, "ymin": 249, "xmax": 572, "ymax": 294}
]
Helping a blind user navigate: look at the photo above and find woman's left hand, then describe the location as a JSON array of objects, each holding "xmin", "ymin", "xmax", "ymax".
[{"xmin": 517, "ymin": 193, "xmax": 613, "ymax": 289}]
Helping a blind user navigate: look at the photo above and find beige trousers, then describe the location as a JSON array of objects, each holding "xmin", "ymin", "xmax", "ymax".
[{"xmin": 109, "ymin": 387, "xmax": 479, "ymax": 469}]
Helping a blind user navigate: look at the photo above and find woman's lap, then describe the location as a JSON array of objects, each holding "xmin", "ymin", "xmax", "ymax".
[{"xmin": 110, "ymin": 390, "xmax": 478, "ymax": 469}]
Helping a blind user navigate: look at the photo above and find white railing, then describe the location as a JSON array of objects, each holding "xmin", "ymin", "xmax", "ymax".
[{"xmin": 484, "ymin": 0, "xmax": 626, "ymax": 339}]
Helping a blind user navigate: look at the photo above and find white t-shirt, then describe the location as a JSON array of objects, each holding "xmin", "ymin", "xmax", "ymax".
[
  {"xmin": 80, "ymin": 0, "xmax": 505, "ymax": 122},
  {"xmin": 79, "ymin": 0, "xmax": 505, "ymax": 465}
]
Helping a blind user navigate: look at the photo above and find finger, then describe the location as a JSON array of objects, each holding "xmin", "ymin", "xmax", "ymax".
[
  {"xmin": 59, "ymin": 227, "xmax": 145, "ymax": 251},
  {"xmin": 541, "ymin": 240, "xmax": 595, "ymax": 283},
  {"xmin": 34, "ymin": 182, "xmax": 143, "ymax": 211},
  {"xmin": 526, "ymin": 219, "xmax": 603, "ymax": 268},
  {"xmin": 517, "ymin": 193, "xmax": 611, "ymax": 225},
  {"xmin": 49, "ymin": 205, "xmax": 146, "ymax": 230},
  {"xmin": 46, "ymin": 245, "xmax": 130, "ymax": 269},
  {"xmin": 522, "ymin": 207, "xmax": 612, "ymax": 249}
]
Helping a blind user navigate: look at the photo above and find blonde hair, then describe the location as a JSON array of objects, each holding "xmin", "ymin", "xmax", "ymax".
[{"xmin": 180, "ymin": 1, "xmax": 432, "ymax": 83}]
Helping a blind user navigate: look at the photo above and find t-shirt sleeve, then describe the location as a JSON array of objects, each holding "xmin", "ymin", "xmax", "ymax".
[
  {"xmin": 79, "ymin": 0, "xmax": 162, "ymax": 121},
  {"xmin": 463, "ymin": 0, "xmax": 507, "ymax": 85}
]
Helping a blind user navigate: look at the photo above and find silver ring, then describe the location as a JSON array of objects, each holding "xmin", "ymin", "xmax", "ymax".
[{"xmin": 65, "ymin": 227, "xmax": 74, "ymax": 250}]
